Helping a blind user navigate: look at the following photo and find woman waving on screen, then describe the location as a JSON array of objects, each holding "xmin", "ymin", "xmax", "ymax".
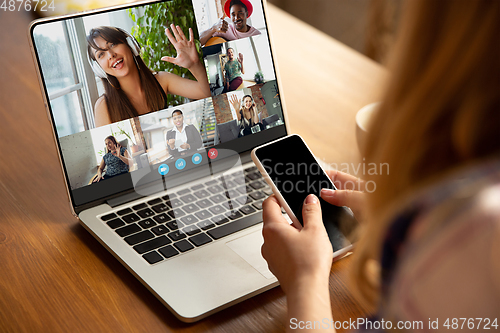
[
  {"xmin": 229, "ymin": 94, "xmax": 263, "ymax": 136},
  {"xmin": 93, "ymin": 136, "xmax": 132, "ymax": 182},
  {"xmin": 87, "ymin": 25, "xmax": 210, "ymax": 127}
]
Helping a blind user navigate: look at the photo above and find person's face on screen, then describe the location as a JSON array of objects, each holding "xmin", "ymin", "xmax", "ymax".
[
  {"xmin": 243, "ymin": 96, "xmax": 253, "ymax": 110},
  {"xmin": 92, "ymin": 36, "xmax": 134, "ymax": 78},
  {"xmin": 173, "ymin": 112, "xmax": 184, "ymax": 128},
  {"xmin": 105, "ymin": 138, "xmax": 116, "ymax": 152},
  {"xmin": 227, "ymin": 48, "xmax": 235, "ymax": 61},
  {"xmin": 230, "ymin": 4, "xmax": 248, "ymax": 32}
]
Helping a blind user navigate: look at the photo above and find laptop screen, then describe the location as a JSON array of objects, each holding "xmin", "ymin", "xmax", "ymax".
[{"xmin": 30, "ymin": 0, "xmax": 286, "ymax": 209}]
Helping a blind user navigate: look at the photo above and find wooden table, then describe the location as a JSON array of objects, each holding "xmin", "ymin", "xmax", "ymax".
[{"xmin": 0, "ymin": 4, "xmax": 386, "ymax": 332}]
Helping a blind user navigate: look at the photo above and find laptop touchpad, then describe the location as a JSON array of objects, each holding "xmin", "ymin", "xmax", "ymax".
[{"xmin": 226, "ymin": 231, "xmax": 275, "ymax": 279}]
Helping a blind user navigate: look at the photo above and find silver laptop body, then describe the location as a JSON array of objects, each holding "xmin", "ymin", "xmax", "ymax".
[{"xmin": 29, "ymin": 0, "xmax": 289, "ymax": 322}]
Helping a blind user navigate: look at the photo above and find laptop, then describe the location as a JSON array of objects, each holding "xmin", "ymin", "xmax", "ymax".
[{"xmin": 29, "ymin": 0, "xmax": 288, "ymax": 322}]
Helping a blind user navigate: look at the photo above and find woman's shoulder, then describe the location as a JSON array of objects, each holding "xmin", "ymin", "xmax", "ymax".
[
  {"xmin": 94, "ymin": 95, "xmax": 111, "ymax": 126},
  {"xmin": 154, "ymin": 71, "xmax": 173, "ymax": 89},
  {"xmin": 386, "ymin": 176, "xmax": 500, "ymax": 320},
  {"xmin": 95, "ymin": 95, "xmax": 107, "ymax": 109}
]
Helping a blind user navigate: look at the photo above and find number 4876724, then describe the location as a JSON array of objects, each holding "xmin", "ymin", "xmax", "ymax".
[
  {"xmin": 443, "ymin": 318, "xmax": 498, "ymax": 330},
  {"xmin": 0, "ymin": 0, "xmax": 55, "ymax": 11}
]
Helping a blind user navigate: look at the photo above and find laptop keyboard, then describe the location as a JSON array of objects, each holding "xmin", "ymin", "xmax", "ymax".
[{"xmin": 99, "ymin": 166, "xmax": 271, "ymax": 265}]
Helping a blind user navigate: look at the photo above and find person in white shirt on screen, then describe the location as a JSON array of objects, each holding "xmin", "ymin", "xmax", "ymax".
[
  {"xmin": 199, "ymin": 0, "xmax": 261, "ymax": 46},
  {"xmin": 166, "ymin": 110, "xmax": 203, "ymax": 157}
]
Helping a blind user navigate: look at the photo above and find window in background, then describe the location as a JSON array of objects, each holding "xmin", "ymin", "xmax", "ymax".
[
  {"xmin": 34, "ymin": 21, "xmax": 85, "ymax": 137},
  {"xmin": 34, "ymin": 19, "xmax": 97, "ymax": 137}
]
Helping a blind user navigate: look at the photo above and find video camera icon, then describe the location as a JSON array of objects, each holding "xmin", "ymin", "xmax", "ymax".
[{"xmin": 158, "ymin": 164, "xmax": 169, "ymax": 176}]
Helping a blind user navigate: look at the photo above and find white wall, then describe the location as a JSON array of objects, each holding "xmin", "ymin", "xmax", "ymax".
[{"xmin": 60, "ymin": 131, "xmax": 97, "ymax": 190}]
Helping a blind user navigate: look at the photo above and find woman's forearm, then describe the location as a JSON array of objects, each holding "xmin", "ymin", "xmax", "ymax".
[
  {"xmin": 286, "ymin": 275, "xmax": 335, "ymax": 332},
  {"xmin": 97, "ymin": 159, "xmax": 105, "ymax": 176},
  {"xmin": 118, "ymin": 155, "xmax": 133, "ymax": 166},
  {"xmin": 252, "ymin": 109, "xmax": 259, "ymax": 124},
  {"xmin": 188, "ymin": 61, "xmax": 210, "ymax": 97}
]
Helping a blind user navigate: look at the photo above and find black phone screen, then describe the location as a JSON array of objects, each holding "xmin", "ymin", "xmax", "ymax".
[{"xmin": 254, "ymin": 135, "xmax": 358, "ymax": 251}]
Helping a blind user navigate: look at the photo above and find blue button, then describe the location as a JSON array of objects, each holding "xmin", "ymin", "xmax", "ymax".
[
  {"xmin": 158, "ymin": 164, "xmax": 169, "ymax": 175},
  {"xmin": 192, "ymin": 153, "xmax": 202, "ymax": 165},
  {"xmin": 175, "ymin": 158, "xmax": 186, "ymax": 170}
]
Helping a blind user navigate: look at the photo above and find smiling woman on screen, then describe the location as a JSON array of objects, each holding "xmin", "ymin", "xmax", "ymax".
[{"xmin": 87, "ymin": 25, "xmax": 210, "ymax": 127}]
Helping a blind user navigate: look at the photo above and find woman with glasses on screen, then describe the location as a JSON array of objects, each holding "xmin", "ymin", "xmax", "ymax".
[
  {"xmin": 261, "ymin": 0, "xmax": 500, "ymax": 330},
  {"xmin": 87, "ymin": 25, "xmax": 210, "ymax": 127}
]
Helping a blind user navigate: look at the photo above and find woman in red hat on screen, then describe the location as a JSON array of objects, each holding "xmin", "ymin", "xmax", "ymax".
[{"xmin": 200, "ymin": 0, "xmax": 261, "ymax": 46}]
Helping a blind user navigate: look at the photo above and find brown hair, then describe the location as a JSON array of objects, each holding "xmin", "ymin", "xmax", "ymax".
[
  {"xmin": 104, "ymin": 135, "xmax": 118, "ymax": 154},
  {"xmin": 87, "ymin": 26, "xmax": 166, "ymax": 123},
  {"xmin": 352, "ymin": 0, "xmax": 500, "ymax": 310}
]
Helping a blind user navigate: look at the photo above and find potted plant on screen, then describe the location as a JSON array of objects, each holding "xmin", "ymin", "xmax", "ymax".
[
  {"xmin": 254, "ymin": 71, "xmax": 264, "ymax": 84},
  {"xmin": 128, "ymin": 0, "xmax": 201, "ymax": 107}
]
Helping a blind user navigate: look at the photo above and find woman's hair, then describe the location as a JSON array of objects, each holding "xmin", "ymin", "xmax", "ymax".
[
  {"xmin": 104, "ymin": 135, "xmax": 118, "ymax": 154},
  {"xmin": 242, "ymin": 95, "xmax": 253, "ymax": 104},
  {"xmin": 87, "ymin": 26, "xmax": 166, "ymax": 123},
  {"xmin": 352, "ymin": 0, "xmax": 500, "ymax": 311}
]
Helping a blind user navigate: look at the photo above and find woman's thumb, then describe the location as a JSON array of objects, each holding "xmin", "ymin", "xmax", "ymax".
[
  {"xmin": 302, "ymin": 194, "xmax": 322, "ymax": 229},
  {"xmin": 161, "ymin": 56, "xmax": 175, "ymax": 63}
]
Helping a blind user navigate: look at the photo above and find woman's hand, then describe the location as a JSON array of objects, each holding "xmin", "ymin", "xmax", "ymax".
[
  {"xmin": 229, "ymin": 94, "xmax": 241, "ymax": 112},
  {"xmin": 111, "ymin": 144, "xmax": 121, "ymax": 157},
  {"xmin": 93, "ymin": 175, "xmax": 103, "ymax": 183},
  {"xmin": 261, "ymin": 194, "xmax": 333, "ymax": 294},
  {"xmin": 162, "ymin": 24, "xmax": 199, "ymax": 70},
  {"xmin": 321, "ymin": 170, "xmax": 366, "ymax": 222},
  {"xmin": 261, "ymin": 194, "xmax": 334, "ymax": 327}
]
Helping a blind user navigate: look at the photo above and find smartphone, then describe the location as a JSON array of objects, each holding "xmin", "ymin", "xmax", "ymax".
[{"xmin": 251, "ymin": 134, "xmax": 359, "ymax": 254}]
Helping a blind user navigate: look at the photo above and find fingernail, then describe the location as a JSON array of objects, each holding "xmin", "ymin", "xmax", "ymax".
[
  {"xmin": 305, "ymin": 194, "xmax": 317, "ymax": 204},
  {"xmin": 321, "ymin": 189, "xmax": 335, "ymax": 197}
]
